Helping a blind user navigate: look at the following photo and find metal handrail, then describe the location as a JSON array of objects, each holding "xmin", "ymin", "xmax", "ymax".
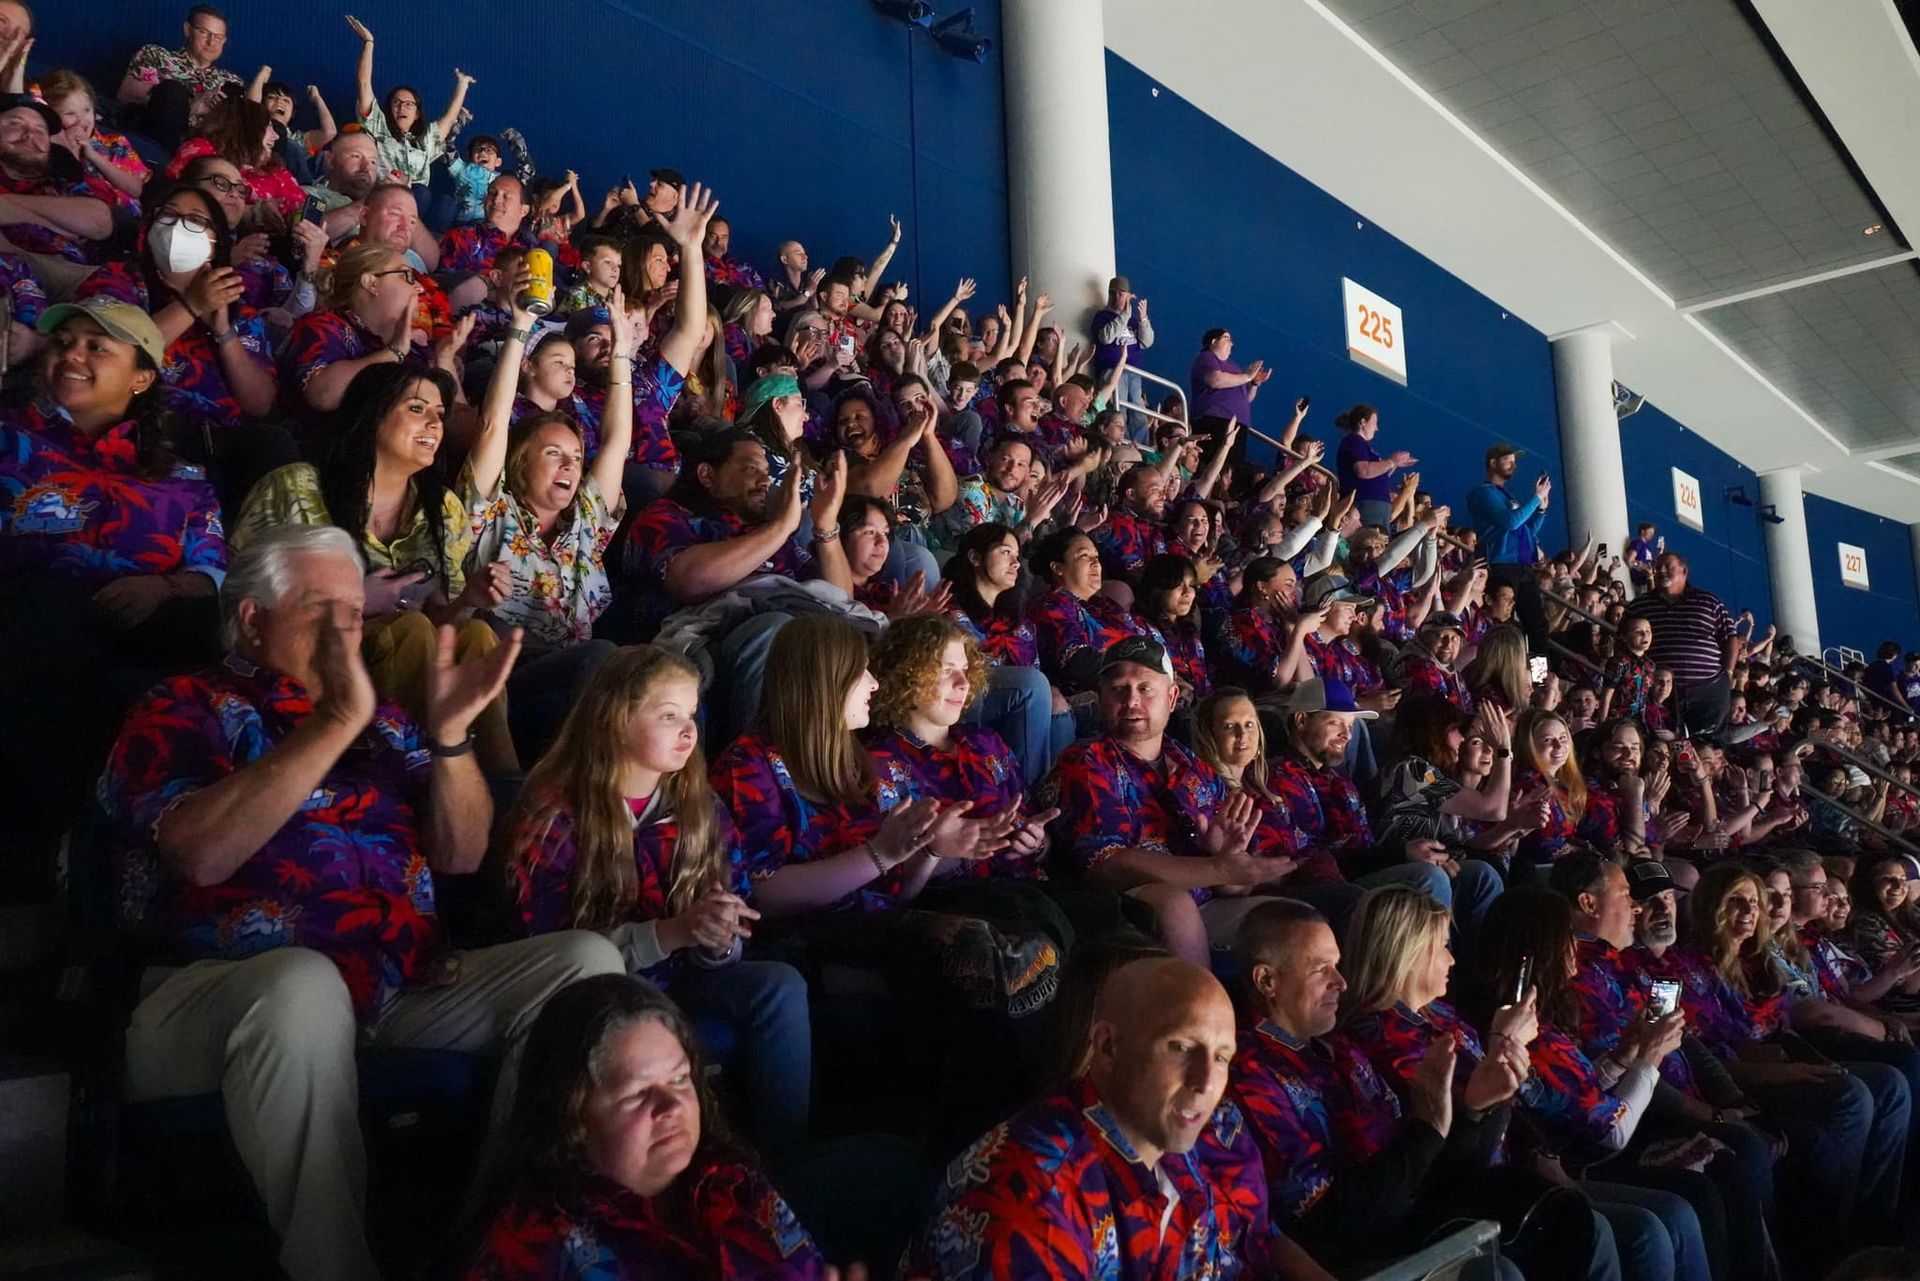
[
  {"xmin": 1115, "ymin": 362, "xmax": 1190, "ymax": 426},
  {"xmin": 1796, "ymin": 649, "xmax": 1915, "ymax": 726},
  {"xmin": 1795, "ymin": 781, "xmax": 1920, "ymax": 861}
]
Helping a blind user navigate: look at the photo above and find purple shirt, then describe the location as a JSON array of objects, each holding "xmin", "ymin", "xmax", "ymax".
[
  {"xmin": 1036, "ymin": 735, "xmax": 1226, "ymax": 903},
  {"xmin": 436, "ymin": 221, "xmax": 536, "ymax": 276},
  {"xmin": 1336, "ymin": 431, "xmax": 1393, "ymax": 503},
  {"xmin": 0, "ymin": 399, "xmax": 227, "ymax": 586},
  {"xmin": 76, "ymin": 262, "xmax": 274, "ymax": 427},
  {"xmin": 1190, "ymin": 349, "xmax": 1253, "ymax": 424},
  {"xmin": 573, "ymin": 353, "xmax": 684, "ymax": 470},
  {"xmin": 104, "ymin": 654, "xmax": 440, "ymax": 1021}
]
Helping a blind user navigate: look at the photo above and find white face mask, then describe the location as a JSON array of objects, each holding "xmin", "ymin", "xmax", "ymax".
[{"xmin": 149, "ymin": 219, "xmax": 214, "ymax": 275}]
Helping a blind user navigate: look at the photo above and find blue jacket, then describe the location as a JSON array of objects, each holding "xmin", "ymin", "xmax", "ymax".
[{"xmin": 1467, "ymin": 482, "xmax": 1546, "ymax": 564}]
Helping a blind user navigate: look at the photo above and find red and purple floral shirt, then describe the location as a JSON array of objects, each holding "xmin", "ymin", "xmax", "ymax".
[
  {"xmin": 104, "ymin": 654, "xmax": 441, "ymax": 1021},
  {"xmin": 1028, "ymin": 587, "xmax": 1146, "ymax": 692},
  {"xmin": 1136, "ymin": 613, "xmax": 1210, "ymax": 700},
  {"xmin": 1571, "ymin": 936, "xmax": 1697, "ymax": 1096},
  {"xmin": 1037, "ymin": 735, "xmax": 1227, "ymax": 902},
  {"xmin": 915, "ymin": 1076, "xmax": 1276, "ymax": 1281},
  {"xmin": 1346, "ymin": 1000, "xmax": 1534, "ymax": 1156},
  {"xmin": 706, "ymin": 253, "xmax": 767, "ymax": 292},
  {"xmin": 622, "ymin": 497, "xmax": 812, "ymax": 636},
  {"xmin": 1510, "ymin": 769, "xmax": 1578, "ymax": 867},
  {"xmin": 0, "ymin": 251, "xmax": 46, "ymax": 327},
  {"xmin": 76, "ymin": 262, "xmax": 274, "ymax": 427},
  {"xmin": 1302, "ymin": 632, "xmax": 1381, "ymax": 693},
  {"xmin": 865, "ymin": 724, "xmax": 1042, "ymax": 882},
  {"xmin": 573, "ymin": 355, "xmax": 685, "ymax": 471},
  {"xmin": 1266, "ymin": 751, "xmax": 1372, "ymax": 870},
  {"xmin": 438, "ymin": 221, "xmax": 538, "ymax": 276},
  {"xmin": 709, "ymin": 731, "xmax": 887, "ymax": 913},
  {"xmin": 1230, "ymin": 1019, "xmax": 1405, "ymax": 1226},
  {"xmin": 950, "ymin": 604, "xmax": 1040, "ymax": 668},
  {"xmin": 465, "ymin": 1160, "xmax": 827, "ymax": 1281},
  {"xmin": 1401, "ymin": 652, "xmax": 1472, "ymax": 713},
  {"xmin": 1628, "ymin": 943, "xmax": 1757, "ymax": 1059},
  {"xmin": 1094, "ymin": 508, "xmax": 1169, "ymax": 579},
  {"xmin": 0, "ymin": 169, "xmax": 108, "ymax": 263},
  {"xmin": 0, "ymin": 399, "xmax": 227, "ymax": 587},
  {"xmin": 1220, "ymin": 606, "xmax": 1289, "ymax": 693},
  {"xmin": 280, "ymin": 308, "xmax": 431, "ymax": 419},
  {"xmin": 504, "ymin": 788, "xmax": 748, "ymax": 980}
]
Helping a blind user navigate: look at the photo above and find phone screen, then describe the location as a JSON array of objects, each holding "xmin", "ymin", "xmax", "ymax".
[
  {"xmin": 1648, "ymin": 980, "xmax": 1681, "ymax": 1018},
  {"xmin": 1511, "ymin": 954, "xmax": 1533, "ymax": 1006},
  {"xmin": 300, "ymin": 195, "xmax": 327, "ymax": 227},
  {"xmin": 1528, "ymin": 655, "xmax": 1549, "ymax": 684}
]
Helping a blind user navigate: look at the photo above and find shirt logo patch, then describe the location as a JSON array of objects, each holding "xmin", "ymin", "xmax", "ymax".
[{"xmin": 12, "ymin": 485, "xmax": 96, "ymax": 533}]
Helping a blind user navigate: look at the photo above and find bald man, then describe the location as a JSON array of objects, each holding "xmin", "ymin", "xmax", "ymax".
[{"xmin": 917, "ymin": 957, "xmax": 1331, "ymax": 1280}]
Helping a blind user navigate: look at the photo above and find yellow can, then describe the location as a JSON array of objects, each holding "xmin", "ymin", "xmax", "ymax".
[{"xmin": 518, "ymin": 248, "xmax": 555, "ymax": 317}]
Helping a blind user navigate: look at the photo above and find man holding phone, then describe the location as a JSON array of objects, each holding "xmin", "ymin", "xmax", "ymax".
[{"xmin": 1465, "ymin": 443, "xmax": 1552, "ymax": 658}]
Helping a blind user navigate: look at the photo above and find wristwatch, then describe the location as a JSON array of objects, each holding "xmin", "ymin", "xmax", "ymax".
[{"xmin": 428, "ymin": 732, "xmax": 476, "ymax": 758}]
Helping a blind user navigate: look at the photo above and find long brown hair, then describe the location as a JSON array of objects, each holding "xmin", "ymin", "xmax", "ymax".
[
  {"xmin": 1192, "ymin": 687, "xmax": 1275, "ymax": 802},
  {"xmin": 763, "ymin": 615, "xmax": 874, "ymax": 806},
  {"xmin": 1515, "ymin": 706, "xmax": 1588, "ymax": 821},
  {"xmin": 193, "ymin": 95, "xmax": 279, "ymax": 170},
  {"xmin": 1463, "ymin": 624, "xmax": 1530, "ymax": 712},
  {"xmin": 1689, "ymin": 862, "xmax": 1778, "ymax": 1000},
  {"xmin": 506, "ymin": 647, "xmax": 727, "ymax": 929}
]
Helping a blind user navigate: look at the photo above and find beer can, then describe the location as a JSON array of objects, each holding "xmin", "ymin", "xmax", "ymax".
[{"xmin": 518, "ymin": 248, "xmax": 555, "ymax": 317}]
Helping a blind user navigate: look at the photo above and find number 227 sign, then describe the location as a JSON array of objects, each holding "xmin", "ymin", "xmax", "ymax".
[{"xmin": 1342, "ymin": 278, "xmax": 1406, "ymax": 386}]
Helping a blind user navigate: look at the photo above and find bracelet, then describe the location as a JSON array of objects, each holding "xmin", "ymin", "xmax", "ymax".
[
  {"xmin": 813, "ymin": 522, "xmax": 841, "ymax": 541},
  {"xmin": 427, "ymin": 732, "xmax": 476, "ymax": 758},
  {"xmin": 212, "ymin": 327, "xmax": 238, "ymax": 345},
  {"xmin": 387, "ymin": 344, "xmax": 408, "ymax": 360},
  {"xmin": 507, "ymin": 326, "xmax": 531, "ymax": 343},
  {"xmin": 1495, "ymin": 747, "xmax": 1512, "ymax": 759},
  {"xmin": 866, "ymin": 844, "xmax": 890, "ymax": 878}
]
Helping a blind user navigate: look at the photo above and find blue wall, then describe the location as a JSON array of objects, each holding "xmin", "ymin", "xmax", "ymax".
[
  {"xmin": 1804, "ymin": 493, "xmax": 1920, "ymax": 658},
  {"xmin": 39, "ymin": 0, "xmax": 1008, "ymax": 303},
  {"xmin": 1104, "ymin": 54, "xmax": 1565, "ymax": 544},
  {"xmin": 1617, "ymin": 403, "xmax": 1773, "ymax": 630}
]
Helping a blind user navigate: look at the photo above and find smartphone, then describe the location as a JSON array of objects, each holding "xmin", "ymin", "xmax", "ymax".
[
  {"xmin": 300, "ymin": 193, "xmax": 328, "ymax": 227},
  {"xmin": 1297, "ymin": 395, "xmax": 1311, "ymax": 410},
  {"xmin": 1647, "ymin": 979, "xmax": 1682, "ymax": 1019},
  {"xmin": 1511, "ymin": 954, "xmax": 1533, "ymax": 1006},
  {"xmin": 1597, "ymin": 543, "xmax": 1608, "ymax": 558},
  {"xmin": 1528, "ymin": 655, "xmax": 1549, "ymax": 684},
  {"xmin": 394, "ymin": 559, "xmax": 436, "ymax": 612}
]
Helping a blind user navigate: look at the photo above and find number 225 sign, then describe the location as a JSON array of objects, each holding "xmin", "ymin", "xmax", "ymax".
[{"xmin": 1342, "ymin": 278, "xmax": 1407, "ymax": 386}]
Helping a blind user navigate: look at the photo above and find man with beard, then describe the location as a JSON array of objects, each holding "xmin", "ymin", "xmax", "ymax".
[
  {"xmin": 1626, "ymin": 859, "xmax": 1903, "ymax": 1267},
  {"xmin": 1093, "ymin": 462, "xmax": 1174, "ymax": 585},
  {"xmin": 928, "ymin": 434, "xmax": 1066, "ymax": 555},
  {"xmin": 300, "ymin": 129, "xmax": 429, "ymax": 259},
  {"xmin": 0, "ymin": 96, "xmax": 111, "ymax": 268},
  {"xmin": 1398, "ymin": 610, "xmax": 1472, "ymax": 710},
  {"xmin": 916, "ymin": 956, "xmax": 1327, "ymax": 1280},
  {"xmin": 1229, "ymin": 899, "xmax": 1528, "ymax": 1277},
  {"xmin": 1466, "ymin": 441, "xmax": 1552, "ymax": 656}
]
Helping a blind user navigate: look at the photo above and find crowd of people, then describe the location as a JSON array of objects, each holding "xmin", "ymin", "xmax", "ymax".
[{"xmin": 13, "ymin": 4, "xmax": 1920, "ymax": 1279}]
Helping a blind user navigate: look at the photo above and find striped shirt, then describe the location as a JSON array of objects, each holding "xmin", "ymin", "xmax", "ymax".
[{"xmin": 1623, "ymin": 586, "xmax": 1734, "ymax": 688}]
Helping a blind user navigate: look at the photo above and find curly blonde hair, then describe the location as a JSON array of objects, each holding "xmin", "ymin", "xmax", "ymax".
[{"xmin": 869, "ymin": 614, "xmax": 988, "ymax": 728}]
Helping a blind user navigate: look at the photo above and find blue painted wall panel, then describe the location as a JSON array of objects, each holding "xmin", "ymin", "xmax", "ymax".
[{"xmin": 1804, "ymin": 492, "xmax": 1920, "ymax": 658}]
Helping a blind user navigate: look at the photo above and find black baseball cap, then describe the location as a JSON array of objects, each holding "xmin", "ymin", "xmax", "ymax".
[
  {"xmin": 1486, "ymin": 442, "xmax": 1524, "ymax": 464},
  {"xmin": 1626, "ymin": 860, "xmax": 1675, "ymax": 901},
  {"xmin": 648, "ymin": 167, "xmax": 685, "ymax": 187},
  {"xmin": 1100, "ymin": 635, "xmax": 1175, "ymax": 679},
  {"xmin": 1420, "ymin": 610, "xmax": 1467, "ymax": 635}
]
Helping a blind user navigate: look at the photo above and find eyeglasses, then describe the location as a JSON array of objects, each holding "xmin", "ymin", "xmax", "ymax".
[
  {"xmin": 189, "ymin": 23, "xmax": 228, "ymax": 41},
  {"xmin": 199, "ymin": 174, "xmax": 250, "ymax": 198},
  {"xmin": 370, "ymin": 268, "xmax": 420, "ymax": 285},
  {"xmin": 153, "ymin": 209, "xmax": 212, "ymax": 234}
]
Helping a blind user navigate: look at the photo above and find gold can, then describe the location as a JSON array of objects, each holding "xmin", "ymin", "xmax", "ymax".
[{"xmin": 518, "ymin": 248, "xmax": 555, "ymax": 317}]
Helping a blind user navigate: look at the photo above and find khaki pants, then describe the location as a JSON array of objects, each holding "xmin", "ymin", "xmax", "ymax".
[
  {"xmin": 123, "ymin": 932, "xmax": 624, "ymax": 1281},
  {"xmin": 362, "ymin": 612, "xmax": 517, "ymax": 773}
]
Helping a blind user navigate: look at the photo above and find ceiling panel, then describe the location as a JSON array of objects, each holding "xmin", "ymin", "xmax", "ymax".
[
  {"xmin": 1697, "ymin": 264, "xmax": 1920, "ymax": 449},
  {"xmin": 1325, "ymin": 0, "xmax": 1903, "ymax": 304}
]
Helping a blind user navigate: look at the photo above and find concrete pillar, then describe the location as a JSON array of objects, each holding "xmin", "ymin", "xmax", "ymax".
[
  {"xmin": 1002, "ymin": 0, "xmax": 1117, "ymax": 319},
  {"xmin": 1551, "ymin": 328, "xmax": 1630, "ymax": 570},
  {"xmin": 1759, "ymin": 467, "xmax": 1819, "ymax": 657}
]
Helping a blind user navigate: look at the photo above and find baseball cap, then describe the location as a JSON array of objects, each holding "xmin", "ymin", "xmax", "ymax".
[
  {"xmin": 0, "ymin": 93, "xmax": 60, "ymax": 138},
  {"xmin": 1625, "ymin": 860, "xmax": 1675, "ymax": 901},
  {"xmin": 1420, "ymin": 610, "xmax": 1467, "ymax": 635},
  {"xmin": 1485, "ymin": 442, "xmax": 1524, "ymax": 464},
  {"xmin": 37, "ymin": 298, "xmax": 168, "ymax": 369},
  {"xmin": 1099, "ymin": 635, "xmax": 1175, "ymax": 679},
  {"xmin": 1301, "ymin": 574, "xmax": 1375, "ymax": 610},
  {"xmin": 648, "ymin": 167, "xmax": 685, "ymax": 188},
  {"xmin": 1286, "ymin": 677, "xmax": 1378, "ymax": 721},
  {"xmin": 1109, "ymin": 275, "xmax": 1132, "ymax": 294}
]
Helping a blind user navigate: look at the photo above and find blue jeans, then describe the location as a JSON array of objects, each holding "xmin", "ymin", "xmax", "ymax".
[
  {"xmin": 1357, "ymin": 497, "xmax": 1394, "ymax": 530},
  {"xmin": 882, "ymin": 534, "xmax": 941, "ymax": 592},
  {"xmin": 968, "ymin": 664, "xmax": 1074, "ymax": 785},
  {"xmin": 714, "ymin": 611, "xmax": 792, "ymax": 744},
  {"xmin": 1587, "ymin": 1209, "xmax": 1624, "ymax": 1281},
  {"xmin": 671, "ymin": 960, "xmax": 811, "ymax": 1156},
  {"xmin": 1589, "ymin": 1181, "xmax": 1708, "ymax": 1281},
  {"xmin": 1749, "ymin": 1062, "xmax": 1904, "ymax": 1256}
]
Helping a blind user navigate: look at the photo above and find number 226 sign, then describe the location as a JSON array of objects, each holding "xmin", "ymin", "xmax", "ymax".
[{"xmin": 1342, "ymin": 278, "xmax": 1406, "ymax": 386}]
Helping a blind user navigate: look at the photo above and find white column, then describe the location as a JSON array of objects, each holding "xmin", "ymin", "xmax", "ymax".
[
  {"xmin": 1002, "ymin": 0, "xmax": 1117, "ymax": 319},
  {"xmin": 1551, "ymin": 328, "xmax": 1630, "ymax": 570},
  {"xmin": 1759, "ymin": 467, "xmax": 1819, "ymax": 657}
]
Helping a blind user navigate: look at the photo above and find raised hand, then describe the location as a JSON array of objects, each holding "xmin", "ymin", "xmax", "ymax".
[
  {"xmin": 1490, "ymin": 988, "xmax": 1539, "ymax": 1047},
  {"xmin": 1198, "ymin": 791, "xmax": 1260, "ymax": 860},
  {"xmin": 809, "ymin": 449, "xmax": 847, "ymax": 531},
  {"xmin": 953, "ymin": 277, "xmax": 977, "ymax": 303},
  {"xmin": 661, "ymin": 182, "xmax": 719, "ymax": 249},
  {"xmin": 457, "ymin": 559, "xmax": 512, "ymax": 611},
  {"xmin": 346, "ymin": 14, "xmax": 374, "ymax": 42},
  {"xmin": 310, "ymin": 599, "xmax": 377, "ymax": 735},
  {"xmin": 453, "ymin": 68, "xmax": 476, "ymax": 88},
  {"xmin": 434, "ymin": 310, "xmax": 476, "ymax": 373},
  {"xmin": 887, "ymin": 213, "xmax": 902, "ymax": 243},
  {"xmin": 605, "ymin": 283, "xmax": 637, "ymax": 356},
  {"xmin": 425, "ymin": 622, "xmax": 522, "ymax": 748},
  {"xmin": 882, "ymin": 571, "xmax": 948, "ymax": 620}
]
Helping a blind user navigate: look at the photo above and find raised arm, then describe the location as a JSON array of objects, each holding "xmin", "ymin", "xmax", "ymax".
[
  {"xmin": 1093, "ymin": 342, "xmax": 1128, "ymax": 411},
  {"xmin": 245, "ymin": 64, "xmax": 271, "ymax": 102},
  {"xmin": 1190, "ymin": 420, "xmax": 1237, "ymax": 501},
  {"xmin": 866, "ymin": 214, "xmax": 902, "ymax": 293},
  {"xmin": 432, "ymin": 68, "xmax": 476, "ymax": 142},
  {"xmin": 655, "ymin": 182, "xmax": 718, "ymax": 375},
  {"xmin": 303, "ymin": 85, "xmax": 340, "ymax": 152},
  {"xmin": 590, "ymin": 291, "xmax": 640, "ymax": 500},
  {"xmin": 1016, "ymin": 292, "xmax": 1052, "ymax": 366},
  {"xmin": 346, "ymin": 15, "xmax": 377, "ymax": 120},
  {"xmin": 469, "ymin": 299, "xmax": 537, "ymax": 500},
  {"xmin": 920, "ymin": 277, "xmax": 975, "ymax": 343}
]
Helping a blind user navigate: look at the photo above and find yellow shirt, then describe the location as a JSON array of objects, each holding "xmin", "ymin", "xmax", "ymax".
[{"xmin": 234, "ymin": 462, "xmax": 475, "ymax": 597}]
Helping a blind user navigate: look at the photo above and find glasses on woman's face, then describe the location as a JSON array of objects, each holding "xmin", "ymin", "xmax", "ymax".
[
  {"xmin": 371, "ymin": 267, "xmax": 420, "ymax": 286},
  {"xmin": 201, "ymin": 174, "xmax": 250, "ymax": 198},
  {"xmin": 153, "ymin": 209, "xmax": 212, "ymax": 234}
]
